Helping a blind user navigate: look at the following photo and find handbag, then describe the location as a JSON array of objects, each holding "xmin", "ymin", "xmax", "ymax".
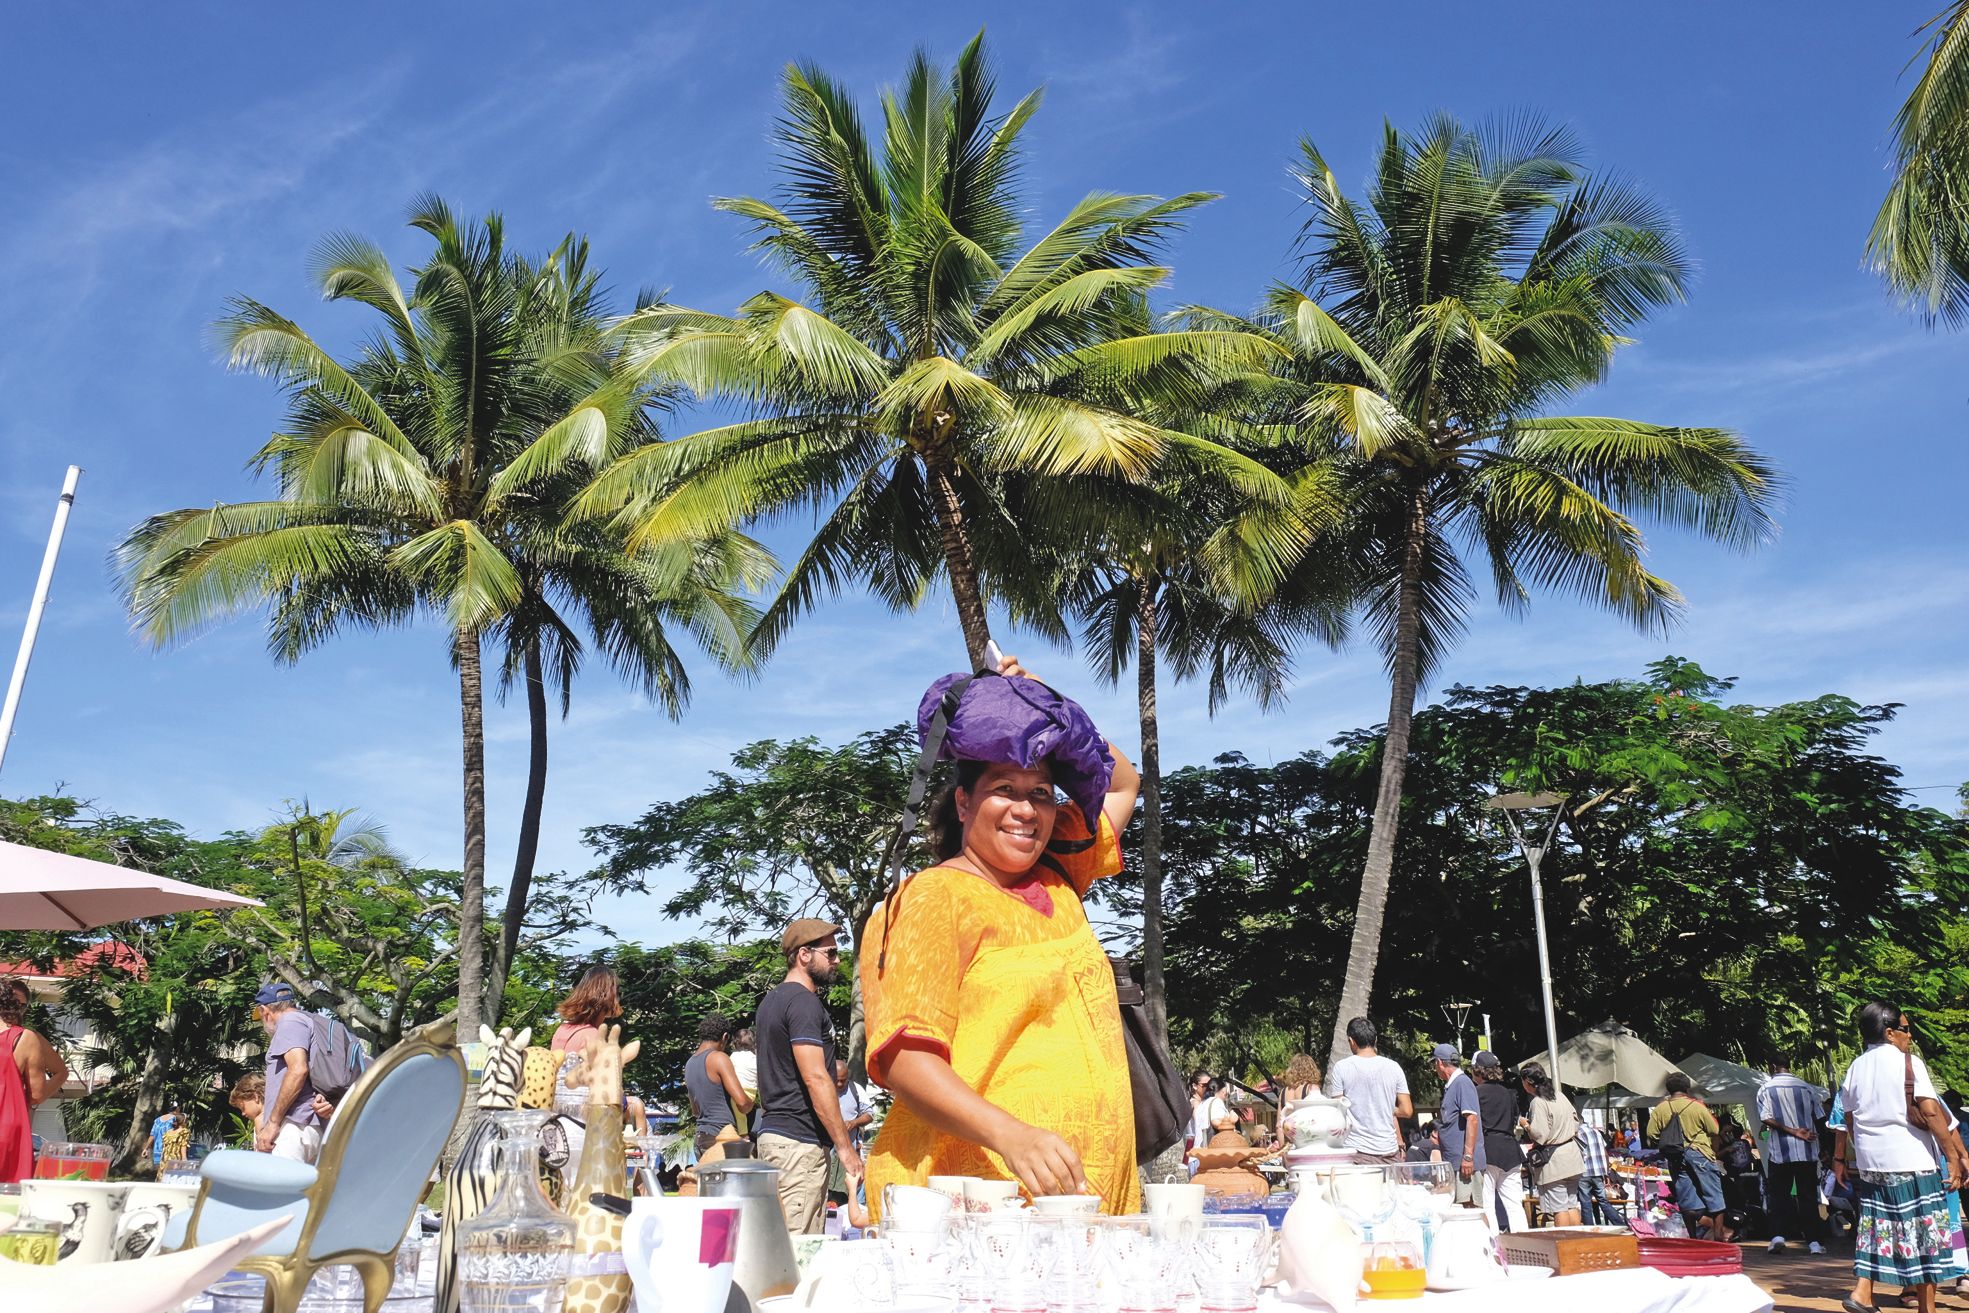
[{"xmin": 878, "ymin": 664, "xmax": 1188, "ymax": 1164}]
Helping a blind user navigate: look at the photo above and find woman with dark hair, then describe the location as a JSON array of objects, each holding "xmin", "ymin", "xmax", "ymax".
[
  {"xmin": 1834, "ymin": 1002, "xmax": 1968, "ymax": 1313},
  {"xmin": 861, "ymin": 653, "xmax": 1141, "ymax": 1212},
  {"xmin": 1471, "ymin": 1053, "xmax": 1526, "ymax": 1231},
  {"xmin": 1521, "ymin": 1062, "xmax": 1585, "ymax": 1227}
]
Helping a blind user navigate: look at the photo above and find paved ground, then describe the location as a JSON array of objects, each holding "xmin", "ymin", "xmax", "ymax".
[{"xmin": 1737, "ymin": 1242, "xmax": 1969, "ymax": 1312}]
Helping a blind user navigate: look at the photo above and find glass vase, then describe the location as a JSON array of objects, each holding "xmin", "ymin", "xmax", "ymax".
[{"xmin": 458, "ymin": 1110, "xmax": 576, "ymax": 1313}]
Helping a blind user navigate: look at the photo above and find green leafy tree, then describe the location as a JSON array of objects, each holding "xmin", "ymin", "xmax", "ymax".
[
  {"xmin": 0, "ymin": 795, "xmax": 266, "ymax": 1172},
  {"xmin": 584, "ymin": 727, "xmax": 919, "ymax": 1068},
  {"xmin": 117, "ymin": 201, "xmax": 760, "ymax": 1032},
  {"xmin": 1204, "ymin": 118, "xmax": 1779, "ymax": 1066},
  {"xmin": 1869, "ymin": 1, "xmax": 1969, "ymax": 323},
  {"xmin": 577, "ymin": 32, "xmax": 1285, "ymax": 670},
  {"xmin": 1149, "ymin": 662, "xmax": 1969, "ymax": 1086}
]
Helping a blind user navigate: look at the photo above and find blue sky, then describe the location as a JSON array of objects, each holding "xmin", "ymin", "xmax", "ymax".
[{"xmin": 2, "ymin": 3, "xmax": 1963, "ymax": 948}]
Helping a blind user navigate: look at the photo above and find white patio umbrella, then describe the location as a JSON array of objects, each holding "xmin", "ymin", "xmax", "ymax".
[
  {"xmin": 1678, "ymin": 1052, "xmax": 1825, "ymax": 1109},
  {"xmin": 0, "ymin": 838, "xmax": 260, "ymax": 930},
  {"xmin": 1517, "ymin": 1019, "xmax": 1684, "ymax": 1097}
]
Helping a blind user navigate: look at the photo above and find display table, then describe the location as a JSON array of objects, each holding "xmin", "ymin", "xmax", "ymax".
[{"xmin": 1263, "ymin": 1266, "xmax": 1772, "ymax": 1313}]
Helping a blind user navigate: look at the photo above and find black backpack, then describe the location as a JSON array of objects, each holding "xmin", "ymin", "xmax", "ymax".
[{"xmin": 1654, "ymin": 1098, "xmax": 1691, "ymax": 1162}]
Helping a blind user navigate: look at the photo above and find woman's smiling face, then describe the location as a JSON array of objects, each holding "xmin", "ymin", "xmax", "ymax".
[{"xmin": 958, "ymin": 762, "xmax": 1060, "ymax": 875}]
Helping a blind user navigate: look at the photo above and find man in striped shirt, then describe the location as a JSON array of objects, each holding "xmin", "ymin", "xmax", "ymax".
[
  {"xmin": 1576, "ymin": 1117, "xmax": 1622, "ymax": 1225},
  {"xmin": 1757, "ymin": 1058, "xmax": 1827, "ymax": 1255}
]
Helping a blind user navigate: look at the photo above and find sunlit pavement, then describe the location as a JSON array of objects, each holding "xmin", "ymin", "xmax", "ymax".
[{"xmin": 1736, "ymin": 1242, "xmax": 1969, "ymax": 1312}]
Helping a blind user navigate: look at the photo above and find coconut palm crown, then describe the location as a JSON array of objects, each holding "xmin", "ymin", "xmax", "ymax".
[
  {"xmin": 577, "ymin": 32, "xmax": 1287, "ymax": 669},
  {"xmin": 116, "ymin": 199, "xmax": 763, "ymax": 1032},
  {"xmin": 1870, "ymin": 0, "xmax": 1969, "ymax": 324},
  {"xmin": 1194, "ymin": 117, "xmax": 1781, "ymax": 1066}
]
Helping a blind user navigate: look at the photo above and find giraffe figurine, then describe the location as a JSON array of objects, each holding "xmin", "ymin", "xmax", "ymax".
[
  {"xmin": 435, "ymin": 1025, "xmax": 532, "ymax": 1313},
  {"xmin": 562, "ymin": 1024, "xmax": 641, "ymax": 1313}
]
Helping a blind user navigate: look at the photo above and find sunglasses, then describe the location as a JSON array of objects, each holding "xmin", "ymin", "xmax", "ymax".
[{"xmin": 806, "ymin": 946, "xmax": 841, "ymax": 959}]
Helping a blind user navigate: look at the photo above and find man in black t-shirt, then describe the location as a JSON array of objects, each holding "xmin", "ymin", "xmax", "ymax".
[{"xmin": 755, "ymin": 917, "xmax": 862, "ymax": 1232}]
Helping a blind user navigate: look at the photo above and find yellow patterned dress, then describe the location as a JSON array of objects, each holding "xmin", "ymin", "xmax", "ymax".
[{"xmin": 860, "ymin": 811, "xmax": 1139, "ymax": 1215}]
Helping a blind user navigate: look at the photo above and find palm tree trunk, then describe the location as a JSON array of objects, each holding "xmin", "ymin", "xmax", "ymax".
[
  {"xmin": 455, "ymin": 625, "xmax": 488, "ymax": 1035},
  {"xmin": 487, "ymin": 641, "xmax": 549, "ymax": 1023},
  {"xmin": 1326, "ymin": 483, "xmax": 1429, "ymax": 1071},
  {"xmin": 925, "ymin": 455, "xmax": 993, "ymax": 668},
  {"xmin": 1135, "ymin": 574, "xmax": 1169, "ymax": 1042}
]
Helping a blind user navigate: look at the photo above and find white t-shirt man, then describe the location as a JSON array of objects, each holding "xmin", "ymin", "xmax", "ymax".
[
  {"xmin": 1331, "ymin": 1053, "xmax": 1411, "ymax": 1158},
  {"xmin": 1839, "ymin": 1043, "xmax": 1941, "ymax": 1173}
]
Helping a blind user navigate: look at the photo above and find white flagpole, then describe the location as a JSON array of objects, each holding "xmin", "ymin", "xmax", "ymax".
[{"xmin": 0, "ymin": 465, "xmax": 82, "ymax": 776}]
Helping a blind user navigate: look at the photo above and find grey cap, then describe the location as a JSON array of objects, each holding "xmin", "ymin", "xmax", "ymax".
[{"xmin": 1430, "ymin": 1043, "xmax": 1462, "ymax": 1064}]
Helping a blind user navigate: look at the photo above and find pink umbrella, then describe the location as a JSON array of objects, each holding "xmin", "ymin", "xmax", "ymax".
[{"xmin": 0, "ymin": 839, "xmax": 261, "ymax": 930}]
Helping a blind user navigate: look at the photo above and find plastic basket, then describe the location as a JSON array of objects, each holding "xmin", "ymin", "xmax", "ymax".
[
  {"xmin": 1498, "ymin": 1226, "xmax": 1639, "ymax": 1274},
  {"xmin": 1635, "ymin": 1236, "xmax": 1742, "ymax": 1276}
]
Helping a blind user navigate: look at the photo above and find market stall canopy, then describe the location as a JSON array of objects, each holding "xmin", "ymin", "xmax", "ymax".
[
  {"xmin": 1518, "ymin": 1020, "xmax": 1684, "ymax": 1096},
  {"xmin": 0, "ymin": 838, "xmax": 260, "ymax": 929},
  {"xmin": 1678, "ymin": 1052, "xmax": 1766, "ymax": 1108}
]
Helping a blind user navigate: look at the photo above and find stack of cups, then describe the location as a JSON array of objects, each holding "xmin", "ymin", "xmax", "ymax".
[{"xmin": 879, "ymin": 1184, "xmax": 954, "ymax": 1303}]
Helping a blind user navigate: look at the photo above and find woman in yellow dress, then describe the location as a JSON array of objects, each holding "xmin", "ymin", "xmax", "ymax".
[{"xmin": 861, "ymin": 654, "xmax": 1142, "ymax": 1213}]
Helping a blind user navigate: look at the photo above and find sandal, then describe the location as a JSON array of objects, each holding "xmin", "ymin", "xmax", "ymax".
[{"xmin": 1841, "ymin": 1300, "xmax": 1879, "ymax": 1313}]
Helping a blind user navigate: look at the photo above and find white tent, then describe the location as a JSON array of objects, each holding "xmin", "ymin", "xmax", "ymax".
[
  {"xmin": 1678, "ymin": 1052, "xmax": 1826, "ymax": 1110},
  {"xmin": 1518, "ymin": 1021, "xmax": 1683, "ymax": 1097}
]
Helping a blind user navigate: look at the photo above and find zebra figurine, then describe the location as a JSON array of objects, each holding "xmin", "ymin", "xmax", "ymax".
[{"xmin": 435, "ymin": 1024, "xmax": 531, "ymax": 1313}]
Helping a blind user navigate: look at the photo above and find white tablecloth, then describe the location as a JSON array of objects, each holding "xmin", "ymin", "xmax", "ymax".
[{"xmin": 1263, "ymin": 1267, "xmax": 1772, "ymax": 1313}]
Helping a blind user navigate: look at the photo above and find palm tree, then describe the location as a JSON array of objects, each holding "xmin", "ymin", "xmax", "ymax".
[
  {"xmin": 1064, "ymin": 479, "xmax": 1347, "ymax": 1040},
  {"xmin": 575, "ymin": 32, "xmax": 1286, "ymax": 669},
  {"xmin": 1225, "ymin": 118, "xmax": 1780, "ymax": 1067},
  {"xmin": 1869, "ymin": 1, "xmax": 1969, "ymax": 323},
  {"xmin": 118, "ymin": 199, "xmax": 760, "ymax": 1032}
]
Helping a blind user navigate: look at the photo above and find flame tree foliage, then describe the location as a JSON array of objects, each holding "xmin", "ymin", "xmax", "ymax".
[{"xmin": 1118, "ymin": 659, "xmax": 1969, "ymax": 1092}]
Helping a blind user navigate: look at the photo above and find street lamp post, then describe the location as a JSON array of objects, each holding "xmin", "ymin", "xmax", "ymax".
[{"xmin": 1486, "ymin": 791, "xmax": 1568, "ymax": 1091}]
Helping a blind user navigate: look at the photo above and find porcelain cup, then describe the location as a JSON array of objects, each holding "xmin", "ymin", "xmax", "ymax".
[
  {"xmin": 20, "ymin": 1179, "xmax": 130, "ymax": 1264},
  {"xmin": 623, "ymin": 1196, "xmax": 741, "ymax": 1313}
]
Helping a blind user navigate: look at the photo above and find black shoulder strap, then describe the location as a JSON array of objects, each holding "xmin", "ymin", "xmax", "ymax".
[{"xmin": 876, "ymin": 671, "xmax": 983, "ymax": 972}]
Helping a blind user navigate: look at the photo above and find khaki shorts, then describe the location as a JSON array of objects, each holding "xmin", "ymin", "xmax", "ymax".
[{"xmin": 759, "ymin": 1133, "xmax": 831, "ymax": 1234}]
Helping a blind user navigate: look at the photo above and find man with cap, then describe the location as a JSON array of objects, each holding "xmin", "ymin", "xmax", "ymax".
[
  {"xmin": 253, "ymin": 981, "xmax": 322, "ymax": 1164},
  {"xmin": 1430, "ymin": 1043, "xmax": 1486, "ymax": 1206},
  {"xmin": 755, "ymin": 918, "xmax": 862, "ymax": 1233}
]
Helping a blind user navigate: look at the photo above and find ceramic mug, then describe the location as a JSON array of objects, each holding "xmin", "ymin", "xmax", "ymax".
[
  {"xmin": 1030, "ymin": 1194, "xmax": 1101, "ymax": 1216},
  {"xmin": 925, "ymin": 1175, "xmax": 976, "ymax": 1208},
  {"xmin": 880, "ymin": 1183, "xmax": 953, "ymax": 1231},
  {"xmin": 623, "ymin": 1196, "xmax": 741, "ymax": 1313},
  {"xmin": 20, "ymin": 1179, "xmax": 130, "ymax": 1264},
  {"xmin": 793, "ymin": 1236, "xmax": 894, "ymax": 1309},
  {"xmin": 961, "ymin": 1178, "xmax": 1023, "ymax": 1213},
  {"xmin": 114, "ymin": 1182, "xmax": 198, "ymax": 1261},
  {"xmin": 1142, "ymin": 1181, "xmax": 1205, "ymax": 1239}
]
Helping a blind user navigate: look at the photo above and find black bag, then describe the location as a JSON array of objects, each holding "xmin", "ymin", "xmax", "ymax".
[
  {"xmin": 1654, "ymin": 1098, "xmax": 1690, "ymax": 1163},
  {"xmin": 878, "ymin": 663, "xmax": 1188, "ymax": 1165},
  {"xmin": 1525, "ymin": 1142, "xmax": 1557, "ymax": 1171},
  {"xmin": 1110, "ymin": 956, "xmax": 1191, "ymax": 1165}
]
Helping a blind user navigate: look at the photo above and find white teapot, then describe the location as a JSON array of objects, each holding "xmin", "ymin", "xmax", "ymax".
[{"xmin": 1283, "ymin": 1091, "xmax": 1352, "ymax": 1167}]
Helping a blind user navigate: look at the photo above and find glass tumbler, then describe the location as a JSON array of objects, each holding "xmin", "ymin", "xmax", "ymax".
[
  {"xmin": 1095, "ymin": 1215, "xmax": 1189, "ymax": 1313},
  {"xmin": 1191, "ymin": 1215, "xmax": 1273, "ymax": 1313},
  {"xmin": 974, "ymin": 1213, "xmax": 1057, "ymax": 1313}
]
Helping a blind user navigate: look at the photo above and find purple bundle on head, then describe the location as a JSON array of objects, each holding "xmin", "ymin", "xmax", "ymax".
[{"xmin": 916, "ymin": 672, "xmax": 1115, "ymax": 828}]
